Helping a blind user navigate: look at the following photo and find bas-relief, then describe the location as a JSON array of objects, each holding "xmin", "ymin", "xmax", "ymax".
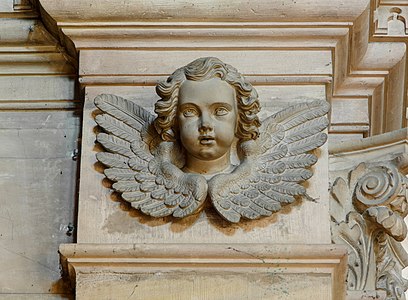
[
  {"xmin": 94, "ymin": 57, "xmax": 329, "ymax": 223},
  {"xmin": 331, "ymin": 159, "xmax": 408, "ymax": 299}
]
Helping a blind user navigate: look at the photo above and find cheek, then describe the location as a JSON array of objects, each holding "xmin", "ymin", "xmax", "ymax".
[
  {"xmin": 215, "ymin": 118, "xmax": 236, "ymax": 142},
  {"xmin": 179, "ymin": 119, "xmax": 199, "ymax": 141}
]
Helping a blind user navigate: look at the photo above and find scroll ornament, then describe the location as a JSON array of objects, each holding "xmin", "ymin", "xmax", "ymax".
[{"xmin": 331, "ymin": 160, "xmax": 408, "ymax": 299}]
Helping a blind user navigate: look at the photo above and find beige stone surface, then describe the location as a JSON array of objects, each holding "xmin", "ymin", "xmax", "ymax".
[
  {"xmin": 76, "ymin": 273, "xmax": 331, "ymax": 300},
  {"xmin": 60, "ymin": 243, "xmax": 347, "ymax": 300},
  {"xmin": 2, "ymin": 0, "xmax": 408, "ymax": 298},
  {"xmin": 76, "ymin": 81, "xmax": 330, "ymax": 244},
  {"xmin": 79, "ymin": 50, "xmax": 332, "ymax": 77},
  {"xmin": 329, "ymin": 128, "xmax": 408, "ymax": 172},
  {"xmin": 0, "ymin": 1, "xmax": 13, "ymax": 11},
  {"xmin": 40, "ymin": 0, "xmax": 408, "ymax": 139},
  {"xmin": 0, "ymin": 76, "xmax": 75, "ymax": 101},
  {"xmin": 0, "ymin": 1, "xmax": 78, "ymax": 298},
  {"xmin": 0, "ymin": 111, "xmax": 79, "ymax": 295},
  {"xmin": 0, "ymin": 296, "xmax": 69, "ymax": 300},
  {"xmin": 346, "ymin": 291, "xmax": 386, "ymax": 300},
  {"xmin": 329, "ymin": 130, "xmax": 408, "ymax": 299},
  {"xmin": 39, "ymin": 0, "xmax": 369, "ymax": 22}
]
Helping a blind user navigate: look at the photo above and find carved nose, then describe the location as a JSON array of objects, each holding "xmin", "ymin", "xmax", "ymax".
[
  {"xmin": 199, "ymin": 121, "xmax": 212, "ymax": 132},
  {"xmin": 199, "ymin": 114, "xmax": 213, "ymax": 132}
]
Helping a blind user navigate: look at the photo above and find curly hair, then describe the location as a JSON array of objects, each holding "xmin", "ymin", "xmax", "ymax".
[{"xmin": 154, "ymin": 57, "xmax": 261, "ymax": 142}]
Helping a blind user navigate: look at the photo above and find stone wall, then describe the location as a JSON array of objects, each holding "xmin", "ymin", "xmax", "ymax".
[
  {"xmin": 1, "ymin": 0, "xmax": 408, "ymax": 299},
  {"xmin": 0, "ymin": 1, "xmax": 79, "ymax": 298}
]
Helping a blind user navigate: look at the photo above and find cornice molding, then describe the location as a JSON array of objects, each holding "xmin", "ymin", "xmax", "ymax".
[
  {"xmin": 35, "ymin": 0, "xmax": 408, "ymax": 138},
  {"xmin": 329, "ymin": 128, "xmax": 408, "ymax": 172},
  {"xmin": 38, "ymin": 0, "xmax": 369, "ymax": 23},
  {"xmin": 0, "ymin": 1, "xmax": 78, "ymax": 110},
  {"xmin": 330, "ymin": 127, "xmax": 408, "ymax": 155}
]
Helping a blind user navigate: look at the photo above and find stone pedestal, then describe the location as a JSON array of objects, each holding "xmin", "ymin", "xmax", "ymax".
[{"xmin": 60, "ymin": 244, "xmax": 347, "ymax": 300}]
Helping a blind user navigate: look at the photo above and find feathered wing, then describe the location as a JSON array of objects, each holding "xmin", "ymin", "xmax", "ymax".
[
  {"xmin": 209, "ymin": 100, "xmax": 330, "ymax": 223},
  {"xmin": 94, "ymin": 94, "xmax": 207, "ymax": 218}
]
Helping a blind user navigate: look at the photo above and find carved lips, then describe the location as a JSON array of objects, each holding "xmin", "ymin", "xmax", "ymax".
[{"xmin": 199, "ymin": 135, "xmax": 215, "ymax": 145}]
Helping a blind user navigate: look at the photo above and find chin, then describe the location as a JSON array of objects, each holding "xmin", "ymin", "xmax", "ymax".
[
  {"xmin": 196, "ymin": 153, "xmax": 218, "ymax": 161},
  {"xmin": 195, "ymin": 150, "xmax": 225, "ymax": 161}
]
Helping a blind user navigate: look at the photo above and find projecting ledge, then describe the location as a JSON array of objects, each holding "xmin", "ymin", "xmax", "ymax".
[
  {"xmin": 60, "ymin": 243, "xmax": 348, "ymax": 300},
  {"xmin": 329, "ymin": 127, "xmax": 408, "ymax": 172},
  {"xmin": 38, "ymin": 0, "xmax": 369, "ymax": 23}
]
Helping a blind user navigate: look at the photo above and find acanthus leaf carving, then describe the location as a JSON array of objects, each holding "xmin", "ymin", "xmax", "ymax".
[{"xmin": 331, "ymin": 160, "xmax": 408, "ymax": 299}]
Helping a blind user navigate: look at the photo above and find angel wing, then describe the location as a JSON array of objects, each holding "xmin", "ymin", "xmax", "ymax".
[
  {"xmin": 94, "ymin": 94, "xmax": 208, "ymax": 218},
  {"xmin": 208, "ymin": 100, "xmax": 330, "ymax": 223}
]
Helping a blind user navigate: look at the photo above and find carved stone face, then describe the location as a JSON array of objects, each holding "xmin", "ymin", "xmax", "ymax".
[{"xmin": 177, "ymin": 77, "xmax": 237, "ymax": 174}]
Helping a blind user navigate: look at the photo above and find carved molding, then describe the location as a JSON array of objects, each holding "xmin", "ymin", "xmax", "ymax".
[
  {"xmin": 374, "ymin": 1, "xmax": 408, "ymax": 36},
  {"xmin": 59, "ymin": 243, "xmax": 348, "ymax": 299},
  {"xmin": 331, "ymin": 158, "xmax": 408, "ymax": 299},
  {"xmin": 13, "ymin": 0, "xmax": 32, "ymax": 11},
  {"xmin": 35, "ymin": 0, "xmax": 408, "ymax": 139},
  {"xmin": 0, "ymin": 1, "xmax": 78, "ymax": 110},
  {"xmin": 37, "ymin": 0, "xmax": 368, "ymax": 23},
  {"xmin": 328, "ymin": 127, "xmax": 408, "ymax": 173}
]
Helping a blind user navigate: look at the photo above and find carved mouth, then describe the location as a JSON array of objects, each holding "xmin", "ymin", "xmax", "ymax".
[{"xmin": 199, "ymin": 136, "xmax": 215, "ymax": 145}]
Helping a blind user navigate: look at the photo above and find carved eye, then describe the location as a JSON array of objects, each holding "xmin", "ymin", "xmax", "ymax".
[
  {"xmin": 182, "ymin": 108, "xmax": 198, "ymax": 117},
  {"xmin": 215, "ymin": 107, "xmax": 229, "ymax": 116}
]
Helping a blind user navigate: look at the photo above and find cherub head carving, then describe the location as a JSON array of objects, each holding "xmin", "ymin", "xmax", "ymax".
[
  {"xmin": 94, "ymin": 57, "xmax": 329, "ymax": 222},
  {"xmin": 154, "ymin": 57, "xmax": 261, "ymax": 175}
]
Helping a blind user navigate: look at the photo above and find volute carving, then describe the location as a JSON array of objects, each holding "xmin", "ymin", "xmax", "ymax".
[
  {"xmin": 94, "ymin": 57, "xmax": 330, "ymax": 223},
  {"xmin": 331, "ymin": 158, "xmax": 408, "ymax": 299}
]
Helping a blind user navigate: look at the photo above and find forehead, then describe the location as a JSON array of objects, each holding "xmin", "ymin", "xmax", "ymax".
[{"xmin": 178, "ymin": 77, "xmax": 235, "ymax": 105}]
